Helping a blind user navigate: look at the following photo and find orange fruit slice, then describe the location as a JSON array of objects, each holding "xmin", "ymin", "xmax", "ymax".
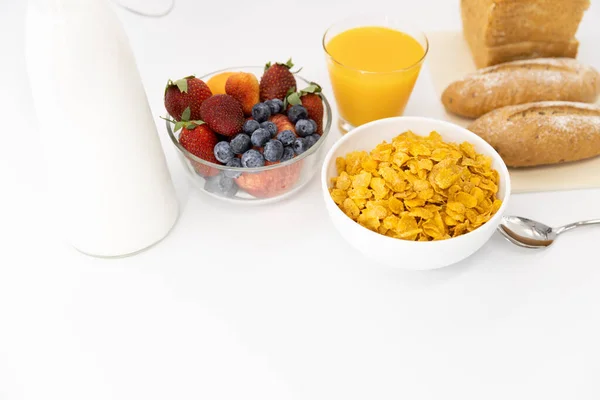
[{"xmin": 206, "ymin": 72, "xmax": 236, "ymax": 95}]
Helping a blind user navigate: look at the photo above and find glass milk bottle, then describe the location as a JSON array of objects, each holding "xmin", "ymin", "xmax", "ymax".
[{"xmin": 25, "ymin": 0, "xmax": 179, "ymax": 257}]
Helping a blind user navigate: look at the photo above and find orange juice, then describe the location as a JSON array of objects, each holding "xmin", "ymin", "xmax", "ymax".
[{"xmin": 324, "ymin": 26, "xmax": 426, "ymax": 129}]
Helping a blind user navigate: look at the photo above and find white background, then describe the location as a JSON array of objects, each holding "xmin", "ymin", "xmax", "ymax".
[{"xmin": 2, "ymin": 0, "xmax": 600, "ymax": 399}]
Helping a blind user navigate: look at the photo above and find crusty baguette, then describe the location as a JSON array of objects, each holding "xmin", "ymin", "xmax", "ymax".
[
  {"xmin": 442, "ymin": 58, "xmax": 600, "ymax": 119},
  {"xmin": 468, "ymin": 101, "xmax": 600, "ymax": 167}
]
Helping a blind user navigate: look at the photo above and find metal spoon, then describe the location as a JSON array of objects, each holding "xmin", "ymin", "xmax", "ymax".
[{"xmin": 498, "ymin": 215, "xmax": 600, "ymax": 249}]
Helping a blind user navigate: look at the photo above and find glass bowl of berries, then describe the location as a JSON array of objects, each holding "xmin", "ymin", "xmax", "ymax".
[{"xmin": 164, "ymin": 62, "xmax": 332, "ymax": 204}]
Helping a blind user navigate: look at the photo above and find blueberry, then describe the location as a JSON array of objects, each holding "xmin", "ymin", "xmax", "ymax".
[
  {"xmin": 295, "ymin": 119, "xmax": 315, "ymax": 137},
  {"xmin": 265, "ymin": 99, "xmax": 283, "ymax": 114},
  {"xmin": 274, "ymin": 99, "xmax": 285, "ymax": 112},
  {"xmin": 250, "ymin": 128, "xmax": 271, "ymax": 147},
  {"xmin": 309, "ymin": 119, "xmax": 318, "ymax": 133},
  {"xmin": 213, "ymin": 141, "xmax": 234, "ymax": 163},
  {"xmin": 243, "ymin": 119, "xmax": 260, "ymax": 134},
  {"xmin": 263, "ymin": 139, "xmax": 284, "ymax": 162},
  {"xmin": 241, "ymin": 149, "xmax": 265, "ymax": 168},
  {"xmin": 293, "ymin": 137, "xmax": 309, "ymax": 155},
  {"xmin": 204, "ymin": 175, "xmax": 220, "ymax": 193},
  {"xmin": 230, "ymin": 133, "xmax": 251, "ymax": 154},
  {"xmin": 251, "ymin": 103, "xmax": 271, "ymax": 123},
  {"xmin": 306, "ymin": 134, "xmax": 321, "ymax": 149},
  {"xmin": 218, "ymin": 175, "xmax": 238, "ymax": 197},
  {"xmin": 225, "ymin": 157, "xmax": 243, "ymax": 178},
  {"xmin": 287, "ymin": 105, "xmax": 308, "ymax": 124},
  {"xmin": 281, "ymin": 146, "xmax": 295, "ymax": 162},
  {"xmin": 277, "ymin": 129, "xmax": 296, "ymax": 146},
  {"xmin": 260, "ymin": 121, "xmax": 278, "ymax": 137},
  {"xmin": 204, "ymin": 173, "xmax": 238, "ymax": 197}
]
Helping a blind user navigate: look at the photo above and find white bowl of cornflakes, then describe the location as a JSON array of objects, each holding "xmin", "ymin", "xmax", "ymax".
[{"xmin": 321, "ymin": 116, "xmax": 511, "ymax": 270}]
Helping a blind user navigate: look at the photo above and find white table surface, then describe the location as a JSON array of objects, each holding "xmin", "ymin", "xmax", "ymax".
[{"xmin": 2, "ymin": 1, "xmax": 600, "ymax": 399}]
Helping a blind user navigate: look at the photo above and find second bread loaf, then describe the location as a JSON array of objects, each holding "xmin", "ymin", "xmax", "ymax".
[{"xmin": 468, "ymin": 101, "xmax": 600, "ymax": 167}]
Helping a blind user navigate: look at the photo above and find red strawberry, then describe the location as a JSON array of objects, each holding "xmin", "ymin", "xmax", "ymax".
[
  {"xmin": 300, "ymin": 94, "xmax": 324, "ymax": 134},
  {"xmin": 200, "ymin": 94, "xmax": 245, "ymax": 137},
  {"xmin": 164, "ymin": 76, "xmax": 212, "ymax": 121},
  {"xmin": 259, "ymin": 59, "xmax": 297, "ymax": 101},
  {"xmin": 177, "ymin": 121, "xmax": 220, "ymax": 177},
  {"xmin": 286, "ymin": 82, "xmax": 324, "ymax": 134},
  {"xmin": 269, "ymin": 114, "xmax": 296, "ymax": 134}
]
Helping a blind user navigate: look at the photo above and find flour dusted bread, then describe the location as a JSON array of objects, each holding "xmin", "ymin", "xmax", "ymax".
[
  {"xmin": 468, "ymin": 102, "xmax": 600, "ymax": 167},
  {"xmin": 461, "ymin": 0, "xmax": 590, "ymax": 67},
  {"xmin": 442, "ymin": 58, "xmax": 600, "ymax": 118}
]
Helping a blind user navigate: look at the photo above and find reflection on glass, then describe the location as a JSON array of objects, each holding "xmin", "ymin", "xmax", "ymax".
[{"xmin": 112, "ymin": 0, "xmax": 175, "ymax": 18}]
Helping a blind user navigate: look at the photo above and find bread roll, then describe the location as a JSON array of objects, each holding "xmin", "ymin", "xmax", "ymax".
[
  {"xmin": 468, "ymin": 101, "xmax": 600, "ymax": 167},
  {"xmin": 442, "ymin": 58, "xmax": 600, "ymax": 119}
]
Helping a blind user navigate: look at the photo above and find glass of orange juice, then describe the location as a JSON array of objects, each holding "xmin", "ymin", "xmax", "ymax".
[{"xmin": 323, "ymin": 16, "xmax": 429, "ymax": 133}]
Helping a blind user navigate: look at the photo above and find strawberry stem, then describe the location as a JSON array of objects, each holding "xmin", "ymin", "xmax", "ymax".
[
  {"xmin": 265, "ymin": 58, "xmax": 299, "ymax": 72},
  {"xmin": 299, "ymin": 83, "xmax": 322, "ymax": 95},
  {"xmin": 160, "ymin": 115, "xmax": 177, "ymax": 124}
]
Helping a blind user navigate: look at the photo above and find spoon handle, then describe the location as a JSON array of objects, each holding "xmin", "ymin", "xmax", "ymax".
[{"xmin": 556, "ymin": 219, "xmax": 600, "ymax": 235}]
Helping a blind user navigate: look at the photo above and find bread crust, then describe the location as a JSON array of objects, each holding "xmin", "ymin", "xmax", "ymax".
[
  {"xmin": 468, "ymin": 101, "xmax": 600, "ymax": 167},
  {"xmin": 470, "ymin": 38, "xmax": 579, "ymax": 69},
  {"xmin": 442, "ymin": 58, "xmax": 600, "ymax": 118}
]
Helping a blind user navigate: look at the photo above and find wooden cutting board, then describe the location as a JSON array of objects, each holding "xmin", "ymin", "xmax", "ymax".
[{"xmin": 426, "ymin": 31, "xmax": 600, "ymax": 194}]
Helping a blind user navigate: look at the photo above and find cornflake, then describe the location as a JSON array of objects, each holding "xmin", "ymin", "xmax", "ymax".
[{"xmin": 329, "ymin": 131, "xmax": 503, "ymax": 241}]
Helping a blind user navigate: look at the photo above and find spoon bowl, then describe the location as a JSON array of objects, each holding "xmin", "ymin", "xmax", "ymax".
[{"xmin": 499, "ymin": 215, "xmax": 600, "ymax": 249}]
